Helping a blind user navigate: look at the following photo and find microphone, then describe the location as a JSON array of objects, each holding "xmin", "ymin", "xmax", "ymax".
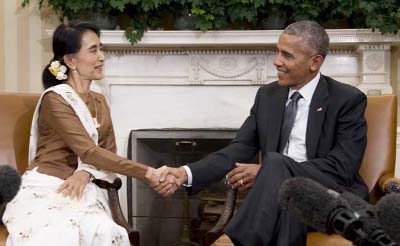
[
  {"xmin": 279, "ymin": 178, "xmax": 359, "ymax": 235},
  {"xmin": 0, "ymin": 165, "xmax": 21, "ymax": 204},
  {"xmin": 339, "ymin": 192, "xmax": 394, "ymax": 246},
  {"xmin": 279, "ymin": 177, "xmax": 395, "ymax": 246},
  {"xmin": 375, "ymin": 194, "xmax": 400, "ymax": 245}
]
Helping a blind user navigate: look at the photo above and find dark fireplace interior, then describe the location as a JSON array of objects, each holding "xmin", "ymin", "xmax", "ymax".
[{"xmin": 127, "ymin": 129, "xmax": 248, "ymax": 246}]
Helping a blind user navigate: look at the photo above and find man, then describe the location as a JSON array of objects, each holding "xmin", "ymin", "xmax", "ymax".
[{"xmin": 156, "ymin": 20, "xmax": 368, "ymax": 245}]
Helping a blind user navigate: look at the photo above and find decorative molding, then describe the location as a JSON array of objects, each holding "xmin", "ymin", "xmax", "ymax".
[
  {"xmin": 96, "ymin": 29, "xmax": 400, "ymax": 48},
  {"xmin": 365, "ymin": 53, "xmax": 384, "ymax": 71},
  {"xmin": 329, "ymin": 48, "xmax": 355, "ymax": 54},
  {"xmin": 104, "ymin": 48, "xmax": 354, "ymax": 55},
  {"xmin": 189, "ymin": 54, "xmax": 268, "ymax": 85},
  {"xmin": 356, "ymin": 44, "xmax": 391, "ymax": 92},
  {"xmin": 95, "ymin": 29, "xmax": 396, "ymax": 92},
  {"xmin": 103, "ymin": 48, "xmax": 272, "ymax": 55}
]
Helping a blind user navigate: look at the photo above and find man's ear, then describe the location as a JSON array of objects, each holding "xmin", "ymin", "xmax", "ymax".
[
  {"xmin": 310, "ymin": 55, "xmax": 324, "ymax": 73},
  {"xmin": 63, "ymin": 54, "xmax": 76, "ymax": 70}
]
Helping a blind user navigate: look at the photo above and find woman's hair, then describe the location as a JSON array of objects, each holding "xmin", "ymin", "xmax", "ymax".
[{"xmin": 42, "ymin": 22, "xmax": 100, "ymax": 89}]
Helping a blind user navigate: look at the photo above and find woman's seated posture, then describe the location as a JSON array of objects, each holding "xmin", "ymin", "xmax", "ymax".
[{"xmin": 3, "ymin": 22, "xmax": 175, "ymax": 246}]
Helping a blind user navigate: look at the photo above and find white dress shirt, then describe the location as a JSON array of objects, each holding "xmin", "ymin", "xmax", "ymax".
[
  {"xmin": 283, "ymin": 72, "xmax": 320, "ymax": 162},
  {"xmin": 183, "ymin": 73, "xmax": 321, "ymax": 186}
]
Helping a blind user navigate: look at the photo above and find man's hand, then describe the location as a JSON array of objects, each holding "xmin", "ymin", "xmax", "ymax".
[
  {"xmin": 56, "ymin": 170, "xmax": 91, "ymax": 200},
  {"xmin": 227, "ymin": 163, "xmax": 260, "ymax": 190},
  {"xmin": 167, "ymin": 167, "xmax": 188, "ymax": 187}
]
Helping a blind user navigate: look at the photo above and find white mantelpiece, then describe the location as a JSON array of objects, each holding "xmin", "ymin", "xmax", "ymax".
[
  {"xmin": 98, "ymin": 30, "xmax": 400, "ymax": 94},
  {"xmin": 89, "ymin": 29, "xmax": 400, "ymax": 224},
  {"xmin": 100, "ymin": 29, "xmax": 400, "ymax": 47}
]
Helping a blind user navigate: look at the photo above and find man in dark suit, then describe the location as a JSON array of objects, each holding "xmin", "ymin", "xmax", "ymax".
[{"xmin": 155, "ymin": 20, "xmax": 368, "ymax": 245}]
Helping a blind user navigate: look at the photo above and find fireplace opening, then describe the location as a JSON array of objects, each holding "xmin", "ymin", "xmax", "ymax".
[{"xmin": 127, "ymin": 129, "xmax": 258, "ymax": 246}]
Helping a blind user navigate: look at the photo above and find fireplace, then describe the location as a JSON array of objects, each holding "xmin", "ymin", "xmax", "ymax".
[{"xmin": 127, "ymin": 129, "xmax": 257, "ymax": 246}]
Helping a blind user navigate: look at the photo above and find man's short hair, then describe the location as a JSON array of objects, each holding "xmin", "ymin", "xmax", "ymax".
[{"xmin": 283, "ymin": 21, "xmax": 329, "ymax": 58}]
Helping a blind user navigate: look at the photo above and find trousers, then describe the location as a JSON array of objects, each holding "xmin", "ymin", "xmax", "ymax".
[{"xmin": 224, "ymin": 152, "xmax": 345, "ymax": 246}]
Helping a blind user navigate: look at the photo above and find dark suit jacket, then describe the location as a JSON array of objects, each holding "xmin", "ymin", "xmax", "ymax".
[{"xmin": 188, "ymin": 75, "xmax": 368, "ymax": 196}]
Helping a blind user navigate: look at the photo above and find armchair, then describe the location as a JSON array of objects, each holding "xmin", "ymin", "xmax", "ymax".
[
  {"xmin": 204, "ymin": 94, "xmax": 400, "ymax": 246},
  {"xmin": 0, "ymin": 92, "xmax": 139, "ymax": 246}
]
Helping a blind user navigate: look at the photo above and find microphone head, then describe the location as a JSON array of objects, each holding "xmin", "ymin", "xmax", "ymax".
[
  {"xmin": 0, "ymin": 165, "xmax": 21, "ymax": 204},
  {"xmin": 341, "ymin": 192, "xmax": 396, "ymax": 245},
  {"xmin": 279, "ymin": 177, "xmax": 349, "ymax": 233},
  {"xmin": 339, "ymin": 191, "xmax": 369, "ymax": 212},
  {"xmin": 375, "ymin": 194, "xmax": 400, "ymax": 244}
]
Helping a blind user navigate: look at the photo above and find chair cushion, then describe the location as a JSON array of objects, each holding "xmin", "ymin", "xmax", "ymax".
[
  {"xmin": 211, "ymin": 234, "xmax": 233, "ymax": 246},
  {"xmin": 307, "ymin": 232, "xmax": 352, "ymax": 246},
  {"xmin": 0, "ymin": 225, "xmax": 8, "ymax": 246}
]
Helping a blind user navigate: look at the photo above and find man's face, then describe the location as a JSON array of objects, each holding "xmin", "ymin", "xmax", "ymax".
[{"xmin": 273, "ymin": 33, "xmax": 321, "ymax": 90}]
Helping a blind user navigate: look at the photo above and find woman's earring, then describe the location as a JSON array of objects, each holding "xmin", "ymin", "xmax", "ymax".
[{"xmin": 72, "ymin": 67, "xmax": 77, "ymax": 72}]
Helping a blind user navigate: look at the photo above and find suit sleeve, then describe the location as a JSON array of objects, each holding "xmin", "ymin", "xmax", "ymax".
[
  {"xmin": 301, "ymin": 91, "xmax": 367, "ymax": 186},
  {"xmin": 188, "ymin": 88, "xmax": 262, "ymax": 193}
]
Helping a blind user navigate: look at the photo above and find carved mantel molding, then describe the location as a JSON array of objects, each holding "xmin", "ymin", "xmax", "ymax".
[{"xmin": 100, "ymin": 29, "xmax": 400, "ymax": 47}]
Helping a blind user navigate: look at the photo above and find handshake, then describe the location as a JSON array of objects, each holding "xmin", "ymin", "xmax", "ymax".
[
  {"xmin": 145, "ymin": 166, "xmax": 188, "ymax": 197},
  {"xmin": 144, "ymin": 163, "xmax": 262, "ymax": 197}
]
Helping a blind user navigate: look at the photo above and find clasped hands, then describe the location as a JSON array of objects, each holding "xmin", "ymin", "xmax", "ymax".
[
  {"xmin": 145, "ymin": 162, "xmax": 261, "ymax": 197},
  {"xmin": 145, "ymin": 166, "xmax": 187, "ymax": 197}
]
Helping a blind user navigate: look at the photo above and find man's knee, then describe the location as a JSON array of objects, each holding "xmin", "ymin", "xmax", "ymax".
[
  {"xmin": 257, "ymin": 152, "xmax": 298, "ymax": 180},
  {"xmin": 261, "ymin": 152, "xmax": 294, "ymax": 172},
  {"xmin": 256, "ymin": 152, "xmax": 287, "ymax": 178},
  {"xmin": 262, "ymin": 152, "xmax": 286, "ymax": 166}
]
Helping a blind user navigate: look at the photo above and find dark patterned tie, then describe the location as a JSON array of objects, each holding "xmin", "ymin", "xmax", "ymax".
[{"xmin": 279, "ymin": 91, "xmax": 303, "ymax": 153}]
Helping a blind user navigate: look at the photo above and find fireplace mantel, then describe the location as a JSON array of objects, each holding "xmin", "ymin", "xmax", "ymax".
[{"xmin": 100, "ymin": 29, "xmax": 400, "ymax": 47}]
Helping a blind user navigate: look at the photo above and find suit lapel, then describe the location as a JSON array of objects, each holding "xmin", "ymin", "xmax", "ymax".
[
  {"xmin": 306, "ymin": 76, "xmax": 329, "ymax": 159},
  {"xmin": 266, "ymin": 86, "xmax": 288, "ymax": 152}
]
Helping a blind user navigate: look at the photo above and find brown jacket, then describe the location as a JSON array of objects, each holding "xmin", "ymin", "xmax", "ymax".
[{"xmin": 29, "ymin": 91, "xmax": 148, "ymax": 180}]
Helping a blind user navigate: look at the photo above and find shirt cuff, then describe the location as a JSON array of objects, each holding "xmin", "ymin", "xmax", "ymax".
[{"xmin": 182, "ymin": 165, "xmax": 193, "ymax": 187}]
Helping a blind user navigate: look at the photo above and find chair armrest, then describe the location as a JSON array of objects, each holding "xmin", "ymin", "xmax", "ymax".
[
  {"xmin": 204, "ymin": 188, "xmax": 238, "ymax": 246},
  {"xmin": 378, "ymin": 173, "xmax": 400, "ymax": 194},
  {"xmin": 93, "ymin": 178, "xmax": 140, "ymax": 246}
]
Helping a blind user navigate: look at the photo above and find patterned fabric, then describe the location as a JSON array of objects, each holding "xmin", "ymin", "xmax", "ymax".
[{"xmin": 3, "ymin": 169, "xmax": 129, "ymax": 246}]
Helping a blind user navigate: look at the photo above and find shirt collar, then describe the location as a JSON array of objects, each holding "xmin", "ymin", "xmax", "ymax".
[{"xmin": 288, "ymin": 72, "xmax": 320, "ymax": 104}]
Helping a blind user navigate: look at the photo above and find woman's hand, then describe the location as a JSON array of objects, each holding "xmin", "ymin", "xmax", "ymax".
[{"xmin": 56, "ymin": 170, "xmax": 91, "ymax": 200}]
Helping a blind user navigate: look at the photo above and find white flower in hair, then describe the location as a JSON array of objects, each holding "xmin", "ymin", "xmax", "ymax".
[
  {"xmin": 59, "ymin": 65, "xmax": 67, "ymax": 73},
  {"xmin": 50, "ymin": 60, "xmax": 60, "ymax": 68},
  {"xmin": 56, "ymin": 71, "xmax": 67, "ymax": 80},
  {"xmin": 49, "ymin": 60, "xmax": 67, "ymax": 80}
]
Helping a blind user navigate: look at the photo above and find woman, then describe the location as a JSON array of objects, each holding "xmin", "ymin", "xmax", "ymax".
[{"xmin": 3, "ymin": 22, "xmax": 174, "ymax": 246}]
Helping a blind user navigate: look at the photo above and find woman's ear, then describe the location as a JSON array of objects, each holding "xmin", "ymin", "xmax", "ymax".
[{"xmin": 63, "ymin": 54, "xmax": 76, "ymax": 70}]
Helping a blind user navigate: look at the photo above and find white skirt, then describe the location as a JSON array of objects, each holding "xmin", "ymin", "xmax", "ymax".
[{"xmin": 3, "ymin": 169, "xmax": 130, "ymax": 246}]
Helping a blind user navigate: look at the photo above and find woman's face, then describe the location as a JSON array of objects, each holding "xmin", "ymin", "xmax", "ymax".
[{"xmin": 72, "ymin": 31, "xmax": 104, "ymax": 81}]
